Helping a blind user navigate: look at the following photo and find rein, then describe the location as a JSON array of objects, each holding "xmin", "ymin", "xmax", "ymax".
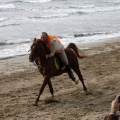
[{"xmin": 34, "ymin": 56, "xmax": 47, "ymax": 69}]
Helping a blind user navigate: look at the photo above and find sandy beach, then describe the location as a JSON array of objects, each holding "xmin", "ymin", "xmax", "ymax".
[{"xmin": 0, "ymin": 38, "xmax": 120, "ymax": 120}]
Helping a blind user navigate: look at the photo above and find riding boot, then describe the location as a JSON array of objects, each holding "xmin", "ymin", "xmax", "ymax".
[{"xmin": 66, "ymin": 65, "xmax": 76, "ymax": 81}]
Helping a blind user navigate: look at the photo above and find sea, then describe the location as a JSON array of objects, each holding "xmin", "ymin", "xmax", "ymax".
[{"xmin": 0, "ymin": 0, "xmax": 120, "ymax": 59}]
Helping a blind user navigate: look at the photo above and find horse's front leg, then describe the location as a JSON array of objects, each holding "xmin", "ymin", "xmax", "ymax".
[
  {"xmin": 48, "ymin": 80, "xmax": 54, "ymax": 98},
  {"xmin": 34, "ymin": 76, "xmax": 50, "ymax": 106}
]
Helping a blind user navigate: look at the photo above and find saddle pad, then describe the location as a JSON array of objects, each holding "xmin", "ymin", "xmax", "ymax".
[{"xmin": 54, "ymin": 57, "xmax": 65, "ymax": 70}]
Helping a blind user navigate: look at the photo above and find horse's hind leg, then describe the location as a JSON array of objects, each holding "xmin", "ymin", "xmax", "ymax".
[
  {"xmin": 72, "ymin": 65, "xmax": 87, "ymax": 92},
  {"xmin": 48, "ymin": 80, "xmax": 54, "ymax": 98}
]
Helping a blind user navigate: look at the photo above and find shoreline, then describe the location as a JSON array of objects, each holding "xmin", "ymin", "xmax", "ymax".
[
  {"xmin": 0, "ymin": 37, "xmax": 120, "ymax": 75},
  {"xmin": 77, "ymin": 36, "xmax": 120, "ymax": 48},
  {"xmin": 0, "ymin": 36, "xmax": 120, "ymax": 61}
]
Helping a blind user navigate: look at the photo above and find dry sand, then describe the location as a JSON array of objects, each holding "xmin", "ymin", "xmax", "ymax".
[{"xmin": 0, "ymin": 38, "xmax": 120, "ymax": 120}]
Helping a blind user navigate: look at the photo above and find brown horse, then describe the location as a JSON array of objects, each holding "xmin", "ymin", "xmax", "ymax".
[{"xmin": 29, "ymin": 38, "xmax": 88, "ymax": 106}]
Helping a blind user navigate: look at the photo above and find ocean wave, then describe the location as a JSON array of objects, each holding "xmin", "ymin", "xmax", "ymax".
[
  {"xmin": 74, "ymin": 32, "xmax": 111, "ymax": 38},
  {"xmin": 69, "ymin": 4, "xmax": 95, "ymax": 9},
  {"xmin": 6, "ymin": 0, "xmax": 51, "ymax": 4},
  {"xmin": 27, "ymin": 4, "xmax": 120, "ymax": 20},
  {"xmin": 73, "ymin": 32, "xmax": 120, "ymax": 43},
  {"xmin": 32, "ymin": 14, "xmax": 69, "ymax": 19},
  {"xmin": 0, "ymin": 39, "xmax": 31, "ymax": 46},
  {"xmin": 82, "ymin": 5, "xmax": 120, "ymax": 13},
  {"xmin": 0, "ymin": 23, "xmax": 20, "ymax": 27},
  {"xmin": 69, "ymin": 3, "xmax": 120, "ymax": 14},
  {"xmin": 0, "ymin": 32, "xmax": 120, "ymax": 59},
  {"xmin": 73, "ymin": 32, "xmax": 120, "ymax": 39},
  {"xmin": 104, "ymin": 0, "xmax": 120, "ymax": 5},
  {"xmin": 0, "ymin": 17, "xmax": 8, "ymax": 22},
  {"xmin": 24, "ymin": 0, "xmax": 51, "ymax": 3},
  {"xmin": 58, "ymin": 32, "xmax": 120, "ymax": 47},
  {"xmin": 27, "ymin": 7, "xmax": 84, "ymax": 19},
  {"xmin": 0, "ymin": 4, "xmax": 15, "ymax": 10},
  {"xmin": 0, "ymin": 43, "xmax": 30, "ymax": 59}
]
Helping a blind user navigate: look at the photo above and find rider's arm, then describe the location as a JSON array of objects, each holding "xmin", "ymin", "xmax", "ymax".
[{"xmin": 49, "ymin": 40, "xmax": 56, "ymax": 57}]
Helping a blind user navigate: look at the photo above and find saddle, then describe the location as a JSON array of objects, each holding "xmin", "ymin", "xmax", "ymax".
[{"xmin": 54, "ymin": 54, "xmax": 65, "ymax": 70}]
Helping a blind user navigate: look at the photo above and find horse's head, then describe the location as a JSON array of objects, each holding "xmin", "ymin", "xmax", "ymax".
[{"xmin": 29, "ymin": 38, "xmax": 46, "ymax": 62}]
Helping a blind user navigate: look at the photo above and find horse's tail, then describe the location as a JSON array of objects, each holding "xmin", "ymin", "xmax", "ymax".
[{"xmin": 67, "ymin": 43, "xmax": 85, "ymax": 59}]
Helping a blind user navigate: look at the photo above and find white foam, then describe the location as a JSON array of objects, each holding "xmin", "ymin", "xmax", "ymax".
[
  {"xmin": 0, "ymin": 17, "xmax": 8, "ymax": 22},
  {"xmin": 24, "ymin": 0, "xmax": 51, "ymax": 3},
  {"xmin": 0, "ymin": 43, "xmax": 30, "ymax": 59},
  {"xmin": 60, "ymin": 32, "xmax": 120, "ymax": 47},
  {"xmin": 0, "ymin": 4, "xmax": 15, "ymax": 10},
  {"xmin": 80, "ymin": 4, "xmax": 120, "ymax": 13},
  {"xmin": 6, "ymin": 38, "xmax": 31, "ymax": 44}
]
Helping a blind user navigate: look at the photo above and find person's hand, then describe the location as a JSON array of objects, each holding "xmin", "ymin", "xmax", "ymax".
[{"xmin": 110, "ymin": 95, "xmax": 120, "ymax": 113}]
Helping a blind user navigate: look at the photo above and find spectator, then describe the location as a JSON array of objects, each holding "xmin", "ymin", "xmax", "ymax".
[{"xmin": 104, "ymin": 95, "xmax": 120, "ymax": 120}]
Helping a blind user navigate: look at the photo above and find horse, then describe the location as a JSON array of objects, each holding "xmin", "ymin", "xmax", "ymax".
[{"xmin": 29, "ymin": 38, "xmax": 88, "ymax": 106}]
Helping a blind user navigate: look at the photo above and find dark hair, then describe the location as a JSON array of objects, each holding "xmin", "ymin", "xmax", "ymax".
[{"xmin": 42, "ymin": 32, "xmax": 48, "ymax": 37}]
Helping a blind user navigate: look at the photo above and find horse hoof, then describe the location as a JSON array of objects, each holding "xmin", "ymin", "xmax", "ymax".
[
  {"xmin": 75, "ymin": 79, "xmax": 79, "ymax": 84},
  {"xmin": 33, "ymin": 102, "xmax": 38, "ymax": 106},
  {"xmin": 85, "ymin": 90, "xmax": 92, "ymax": 95},
  {"xmin": 52, "ymin": 95, "xmax": 54, "ymax": 98}
]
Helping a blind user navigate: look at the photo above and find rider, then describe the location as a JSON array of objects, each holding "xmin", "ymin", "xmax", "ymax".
[{"xmin": 40, "ymin": 32, "xmax": 78, "ymax": 84}]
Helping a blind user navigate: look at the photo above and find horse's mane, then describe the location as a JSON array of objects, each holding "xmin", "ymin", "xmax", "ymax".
[{"xmin": 36, "ymin": 39, "xmax": 50, "ymax": 55}]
